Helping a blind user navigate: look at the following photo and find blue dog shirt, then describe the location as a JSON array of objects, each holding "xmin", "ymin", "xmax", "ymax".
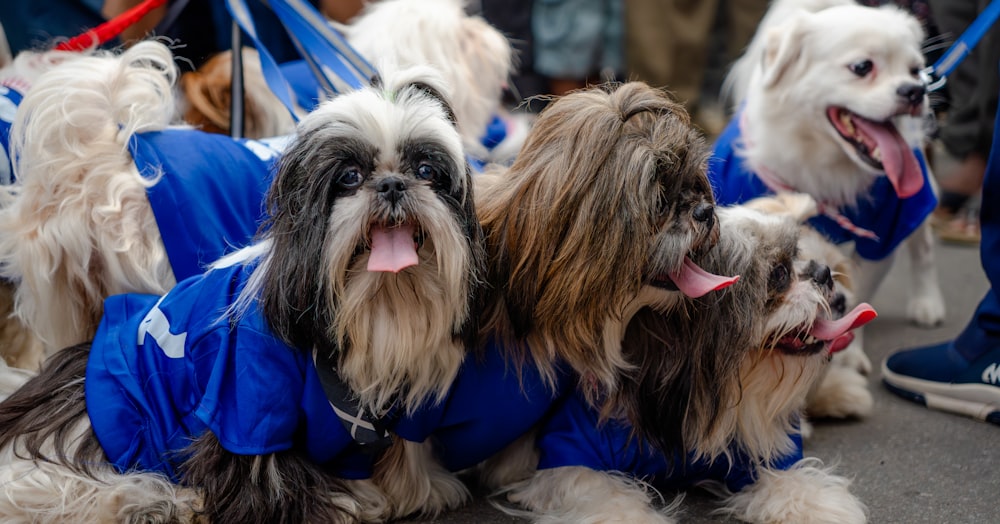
[
  {"xmin": 709, "ymin": 113, "xmax": 937, "ymax": 261},
  {"xmin": 86, "ymin": 260, "xmax": 566, "ymax": 481},
  {"xmin": 128, "ymin": 130, "xmax": 286, "ymax": 280},
  {"xmin": 536, "ymin": 392, "xmax": 803, "ymax": 493}
]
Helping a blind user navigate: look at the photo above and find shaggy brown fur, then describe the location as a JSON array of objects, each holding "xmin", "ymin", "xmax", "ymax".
[{"xmin": 476, "ymin": 82, "xmax": 717, "ymax": 400}]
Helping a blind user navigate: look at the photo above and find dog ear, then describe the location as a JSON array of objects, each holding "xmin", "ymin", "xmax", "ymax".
[
  {"xmin": 760, "ymin": 15, "xmax": 811, "ymax": 89},
  {"xmin": 180, "ymin": 69, "xmax": 231, "ymax": 135},
  {"xmin": 407, "ymin": 81, "xmax": 459, "ymax": 127}
]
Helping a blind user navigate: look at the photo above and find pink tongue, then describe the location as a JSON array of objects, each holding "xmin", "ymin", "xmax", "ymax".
[
  {"xmin": 829, "ymin": 332, "xmax": 855, "ymax": 354},
  {"xmin": 367, "ymin": 224, "xmax": 419, "ymax": 273},
  {"xmin": 669, "ymin": 257, "xmax": 740, "ymax": 298},
  {"xmin": 809, "ymin": 302, "xmax": 877, "ymax": 341},
  {"xmin": 853, "ymin": 117, "xmax": 923, "ymax": 198}
]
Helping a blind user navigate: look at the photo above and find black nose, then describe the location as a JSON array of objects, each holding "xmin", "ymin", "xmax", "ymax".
[
  {"xmin": 693, "ymin": 202, "xmax": 714, "ymax": 223},
  {"xmin": 830, "ymin": 293, "xmax": 847, "ymax": 317},
  {"xmin": 376, "ymin": 177, "xmax": 407, "ymax": 205},
  {"xmin": 810, "ymin": 263, "xmax": 833, "ymax": 289},
  {"xmin": 897, "ymin": 83, "xmax": 926, "ymax": 106}
]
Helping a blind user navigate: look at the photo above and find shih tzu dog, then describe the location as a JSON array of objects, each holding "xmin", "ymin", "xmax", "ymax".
[
  {"xmin": 501, "ymin": 206, "xmax": 877, "ymax": 524},
  {"xmin": 0, "ymin": 65, "xmax": 486, "ymax": 523},
  {"xmin": 744, "ymin": 192, "xmax": 874, "ymax": 428},
  {"xmin": 0, "ymin": 40, "xmax": 281, "ymax": 356},
  {"xmin": 474, "ymin": 81, "xmax": 736, "ymax": 409},
  {"xmin": 283, "ymin": 0, "xmax": 524, "ymax": 166}
]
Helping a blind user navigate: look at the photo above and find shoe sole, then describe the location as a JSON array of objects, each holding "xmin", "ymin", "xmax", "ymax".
[{"xmin": 881, "ymin": 360, "xmax": 1000, "ymax": 425}]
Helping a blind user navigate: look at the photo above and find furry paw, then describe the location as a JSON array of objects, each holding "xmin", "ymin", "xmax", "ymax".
[
  {"xmin": 807, "ymin": 365, "xmax": 873, "ymax": 419},
  {"xmin": 721, "ymin": 460, "xmax": 867, "ymax": 524},
  {"xmin": 906, "ymin": 294, "xmax": 945, "ymax": 327}
]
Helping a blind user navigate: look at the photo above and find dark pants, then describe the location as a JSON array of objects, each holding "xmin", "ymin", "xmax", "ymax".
[{"xmin": 954, "ymin": 74, "xmax": 1000, "ymax": 360}]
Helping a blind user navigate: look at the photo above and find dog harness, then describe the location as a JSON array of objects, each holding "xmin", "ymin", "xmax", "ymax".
[
  {"xmin": 535, "ymin": 392, "xmax": 803, "ymax": 493},
  {"xmin": 86, "ymin": 261, "xmax": 565, "ymax": 481},
  {"xmin": 128, "ymin": 130, "xmax": 288, "ymax": 280},
  {"xmin": 708, "ymin": 112, "xmax": 938, "ymax": 261}
]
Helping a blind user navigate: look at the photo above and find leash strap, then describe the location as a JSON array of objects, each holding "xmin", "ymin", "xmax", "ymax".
[
  {"xmin": 312, "ymin": 346, "xmax": 399, "ymax": 455},
  {"xmin": 225, "ymin": 0, "xmax": 306, "ymax": 122},
  {"xmin": 224, "ymin": 0, "xmax": 376, "ymax": 123},
  {"xmin": 922, "ymin": 0, "xmax": 1000, "ymax": 91},
  {"xmin": 267, "ymin": 0, "xmax": 376, "ymax": 94},
  {"xmin": 55, "ymin": 0, "xmax": 169, "ymax": 51}
]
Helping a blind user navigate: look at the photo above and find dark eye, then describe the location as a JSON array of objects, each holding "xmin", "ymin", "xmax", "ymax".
[
  {"xmin": 848, "ymin": 59, "xmax": 873, "ymax": 77},
  {"xmin": 910, "ymin": 66, "xmax": 921, "ymax": 77},
  {"xmin": 337, "ymin": 167, "xmax": 363, "ymax": 189},
  {"xmin": 769, "ymin": 263, "xmax": 790, "ymax": 289},
  {"xmin": 416, "ymin": 162, "xmax": 436, "ymax": 181}
]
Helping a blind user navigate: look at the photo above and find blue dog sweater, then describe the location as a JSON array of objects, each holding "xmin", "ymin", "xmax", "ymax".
[
  {"xmin": 128, "ymin": 130, "xmax": 286, "ymax": 280},
  {"xmin": 536, "ymin": 392, "xmax": 803, "ymax": 493},
  {"xmin": 708, "ymin": 113, "xmax": 937, "ymax": 261},
  {"xmin": 86, "ymin": 261, "xmax": 565, "ymax": 481}
]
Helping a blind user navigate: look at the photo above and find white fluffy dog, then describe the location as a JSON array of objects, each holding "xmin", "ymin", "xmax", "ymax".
[
  {"xmin": 711, "ymin": 0, "xmax": 942, "ymax": 380},
  {"xmin": 0, "ymin": 41, "xmax": 281, "ymax": 356},
  {"xmin": 283, "ymin": 0, "xmax": 524, "ymax": 165}
]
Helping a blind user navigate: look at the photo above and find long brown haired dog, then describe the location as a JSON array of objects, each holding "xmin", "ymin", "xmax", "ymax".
[{"xmin": 475, "ymin": 82, "xmax": 733, "ymax": 405}]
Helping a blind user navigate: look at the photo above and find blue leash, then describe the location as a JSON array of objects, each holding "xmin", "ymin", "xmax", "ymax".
[
  {"xmin": 922, "ymin": 0, "xmax": 1000, "ymax": 91},
  {"xmin": 224, "ymin": 0, "xmax": 376, "ymax": 124}
]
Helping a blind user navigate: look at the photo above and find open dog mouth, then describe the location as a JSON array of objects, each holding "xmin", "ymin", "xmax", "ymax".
[
  {"xmin": 650, "ymin": 257, "xmax": 740, "ymax": 298},
  {"xmin": 366, "ymin": 222, "xmax": 425, "ymax": 273},
  {"xmin": 772, "ymin": 302, "xmax": 877, "ymax": 355},
  {"xmin": 826, "ymin": 107, "xmax": 924, "ymax": 198}
]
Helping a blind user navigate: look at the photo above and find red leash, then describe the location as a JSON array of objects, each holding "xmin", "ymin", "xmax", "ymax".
[{"xmin": 55, "ymin": 0, "xmax": 169, "ymax": 51}]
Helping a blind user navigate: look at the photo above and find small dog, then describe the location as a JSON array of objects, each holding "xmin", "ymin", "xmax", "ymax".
[
  {"xmin": 283, "ymin": 0, "xmax": 523, "ymax": 165},
  {"xmin": 0, "ymin": 65, "xmax": 486, "ymax": 523},
  {"xmin": 0, "ymin": 40, "xmax": 281, "ymax": 355},
  {"xmin": 501, "ymin": 205, "xmax": 877, "ymax": 524},
  {"xmin": 712, "ymin": 0, "xmax": 942, "ymax": 375},
  {"xmin": 179, "ymin": 46, "xmax": 299, "ymax": 139},
  {"xmin": 744, "ymin": 192, "xmax": 874, "ymax": 427},
  {"xmin": 475, "ymin": 81, "xmax": 734, "ymax": 403}
]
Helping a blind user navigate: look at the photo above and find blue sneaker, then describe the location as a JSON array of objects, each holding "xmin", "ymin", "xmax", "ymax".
[{"xmin": 881, "ymin": 341, "xmax": 1000, "ymax": 425}]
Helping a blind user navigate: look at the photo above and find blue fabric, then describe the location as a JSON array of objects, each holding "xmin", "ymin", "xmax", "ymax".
[
  {"xmin": 85, "ymin": 262, "xmax": 566, "ymax": 481},
  {"xmin": 128, "ymin": 130, "xmax": 280, "ymax": 281},
  {"xmin": 280, "ymin": 59, "xmax": 328, "ymax": 112},
  {"xmin": 709, "ymin": 113, "xmax": 938, "ymax": 261},
  {"xmin": 0, "ymin": 86, "xmax": 22, "ymax": 186},
  {"xmin": 536, "ymin": 393, "xmax": 803, "ymax": 493}
]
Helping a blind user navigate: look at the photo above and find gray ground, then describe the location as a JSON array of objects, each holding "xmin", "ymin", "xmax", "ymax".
[{"xmin": 401, "ymin": 237, "xmax": 1000, "ymax": 523}]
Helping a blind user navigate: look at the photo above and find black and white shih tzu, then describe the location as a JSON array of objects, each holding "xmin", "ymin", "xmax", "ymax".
[
  {"xmin": 0, "ymin": 66, "xmax": 487, "ymax": 523},
  {"xmin": 502, "ymin": 205, "xmax": 877, "ymax": 523}
]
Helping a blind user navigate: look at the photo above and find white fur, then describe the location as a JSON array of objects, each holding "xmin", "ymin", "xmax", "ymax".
[
  {"xmin": 717, "ymin": 459, "xmax": 867, "ymax": 524},
  {"xmin": 0, "ymin": 41, "xmax": 178, "ymax": 353},
  {"xmin": 345, "ymin": 0, "xmax": 517, "ymax": 161},
  {"xmin": 502, "ymin": 467, "xmax": 682, "ymax": 524}
]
